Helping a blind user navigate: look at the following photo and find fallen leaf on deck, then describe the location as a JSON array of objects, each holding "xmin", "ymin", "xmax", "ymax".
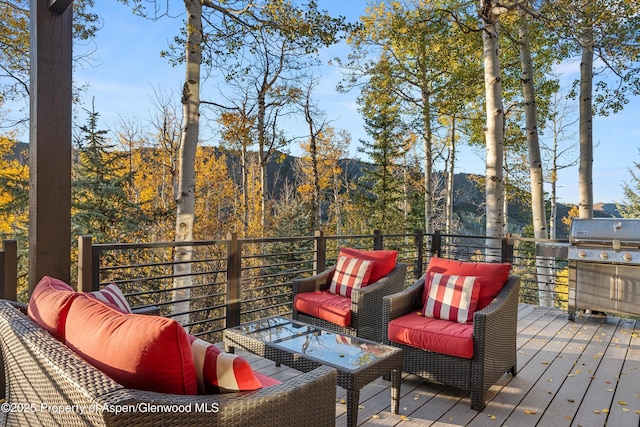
[
  {"xmin": 400, "ymin": 415, "xmax": 410, "ymax": 421},
  {"xmin": 524, "ymin": 409, "xmax": 537, "ymax": 415},
  {"xmin": 359, "ymin": 405, "xmax": 365, "ymax": 409},
  {"xmin": 340, "ymin": 399, "xmax": 346, "ymax": 404},
  {"xmin": 372, "ymin": 415, "xmax": 380, "ymax": 419},
  {"xmin": 618, "ymin": 401, "xmax": 627, "ymax": 405},
  {"xmin": 593, "ymin": 410, "xmax": 601, "ymax": 414}
]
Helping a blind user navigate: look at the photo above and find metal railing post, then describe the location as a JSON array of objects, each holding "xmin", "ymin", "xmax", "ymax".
[
  {"xmin": 432, "ymin": 230, "xmax": 442, "ymax": 257},
  {"xmin": 1, "ymin": 240, "xmax": 17, "ymax": 301},
  {"xmin": 414, "ymin": 230, "xmax": 424, "ymax": 279},
  {"xmin": 373, "ymin": 230, "xmax": 383, "ymax": 250},
  {"xmin": 314, "ymin": 230, "xmax": 326, "ymax": 275},
  {"xmin": 502, "ymin": 234, "xmax": 514, "ymax": 264},
  {"xmin": 226, "ymin": 232, "xmax": 242, "ymax": 328}
]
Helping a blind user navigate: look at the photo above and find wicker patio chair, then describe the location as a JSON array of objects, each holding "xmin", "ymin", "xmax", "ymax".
[
  {"xmin": 293, "ymin": 263, "xmax": 407, "ymax": 342},
  {"xmin": 382, "ymin": 273, "xmax": 520, "ymax": 410}
]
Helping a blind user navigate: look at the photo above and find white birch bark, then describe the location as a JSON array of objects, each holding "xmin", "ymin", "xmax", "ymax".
[
  {"xmin": 172, "ymin": 0, "xmax": 202, "ymax": 328},
  {"xmin": 578, "ymin": 8, "xmax": 594, "ymax": 219},
  {"xmin": 480, "ymin": 1, "xmax": 506, "ymax": 260},
  {"xmin": 519, "ymin": 14, "xmax": 554, "ymax": 307}
]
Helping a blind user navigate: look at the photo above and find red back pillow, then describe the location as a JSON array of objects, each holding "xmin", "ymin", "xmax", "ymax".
[
  {"xmin": 424, "ymin": 257, "xmax": 511, "ymax": 312},
  {"xmin": 338, "ymin": 248, "xmax": 398, "ymax": 284},
  {"xmin": 65, "ymin": 294, "xmax": 198, "ymax": 395},
  {"xmin": 27, "ymin": 276, "xmax": 78, "ymax": 341}
]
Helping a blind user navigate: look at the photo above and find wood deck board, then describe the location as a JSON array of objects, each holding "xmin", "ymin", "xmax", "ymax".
[{"xmin": 234, "ymin": 305, "xmax": 640, "ymax": 426}]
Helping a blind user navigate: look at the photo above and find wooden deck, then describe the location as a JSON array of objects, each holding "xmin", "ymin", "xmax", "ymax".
[{"xmin": 240, "ymin": 304, "xmax": 640, "ymax": 426}]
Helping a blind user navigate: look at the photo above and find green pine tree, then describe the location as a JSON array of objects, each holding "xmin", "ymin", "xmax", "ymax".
[
  {"xmin": 356, "ymin": 56, "xmax": 408, "ymax": 233},
  {"xmin": 72, "ymin": 106, "xmax": 146, "ymax": 242}
]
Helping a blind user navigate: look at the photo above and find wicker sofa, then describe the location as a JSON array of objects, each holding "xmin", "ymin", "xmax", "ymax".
[
  {"xmin": 0, "ymin": 300, "xmax": 337, "ymax": 427},
  {"xmin": 293, "ymin": 263, "xmax": 407, "ymax": 342},
  {"xmin": 382, "ymin": 273, "xmax": 520, "ymax": 411}
]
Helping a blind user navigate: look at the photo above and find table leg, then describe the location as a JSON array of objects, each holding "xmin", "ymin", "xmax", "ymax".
[
  {"xmin": 346, "ymin": 388, "xmax": 360, "ymax": 427},
  {"xmin": 391, "ymin": 369, "xmax": 401, "ymax": 414}
]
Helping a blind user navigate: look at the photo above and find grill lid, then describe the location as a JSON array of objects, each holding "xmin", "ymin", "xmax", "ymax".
[{"xmin": 569, "ymin": 218, "xmax": 640, "ymax": 244}]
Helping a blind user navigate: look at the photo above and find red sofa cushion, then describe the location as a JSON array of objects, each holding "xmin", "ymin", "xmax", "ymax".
[
  {"xmin": 423, "ymin": 272, "xmax": 480, "ymax": 324},
  {"xmin": 388, "ymin": 312, "xmax": 474, "ymax": 359},
  {"xmin": 338, "ymin": 248, "xmax": 397, "ymax": 284},
  {"xmin": 424, "ymin": 258, "xmax": 511, "ymax": 312},
  {"xmin": 329, "ymin": 255, "xmax": 373, "ymax": 297},
  {"xmin": 294, "ymin": 291, "xmax": 352, "ymax": 327},
  {"xmin": 27, "ymin": 276, "xmax": 78, "ymax": 341},
  {"xmin": 65, "ymin": 294, "xmax": 198, "ymax": 395},
  {"xmin": 189, "ymin": 336, "xmax": 272, "ymax": 393}
]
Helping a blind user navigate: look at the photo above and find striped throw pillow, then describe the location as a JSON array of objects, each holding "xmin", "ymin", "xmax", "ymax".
[
  {"xmin": 329, "ymin": 255, "xmax": 373, "ymax": 297},
  {"xmin": 422, "ymin": 272, "xmax": 480, "ymax": 324},
  {"xmin": 190, "ymin": 336, "xmax": 263, "ymax": 394},
  {"xmin": 87, "ymin": 283, "xmax": 132, "ymax": 313}
]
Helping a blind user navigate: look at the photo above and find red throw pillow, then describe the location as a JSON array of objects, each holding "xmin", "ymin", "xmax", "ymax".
[
  {"xmin": 65, "ymin": 294, "xmax": 197, "ymax": 395},
  {"xmin": 27, "ymin": 276, "xmax": 78, "ymax": 341},
  {"xmin": 422, "ymin": 272, "xmax": 480, "ymax": 324},
  {"xmin": 188, "ymin": 335, "xmax": 265, "ymax": 394},
  {"xmin": 329, "ymin": 255, "xmax": 373, "ymax": 297},
  {"xmin": 86, "ymin": 283, "xmax": 132, "ymax": 313},
  {"xmin": 338, "ymin": 248, "xmax": 397, "ymax": 284},
  {"xmin": 424, "ymin": 257, "xmax": 511, "ymax": 312}
]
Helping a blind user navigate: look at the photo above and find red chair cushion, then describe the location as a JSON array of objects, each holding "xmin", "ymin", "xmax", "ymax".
[
  {"xmin": 65, "ymin": 294, "xmax": 198, "ymax": 395},
  {"xmin": 294, "ymin": 291, "xmax": 352, "ymax": 327},
  {"xmin": 189, "ymin": 336, "xmax": 273, "ymax": 394},
  {"xmin": 388, "ymin": 312, "xmax": 474, "ymax": 359},
  {"xmin": 329, "ymin": 255, "xmax": 373, "ymax": 297},
  {"xmin": 424, "ymin": 257, "xmax": 511, "ymax": 312},
  {"xmin": 338, "ymin": 248, "xmax": 398, "ymax": 284},
  {"xmin": 27, "ymin": 276, "xmax": 78, "ymax": 341},
  {"xmin": 422, "ymin": 272, "xmax": 480, "ymax": 324}
]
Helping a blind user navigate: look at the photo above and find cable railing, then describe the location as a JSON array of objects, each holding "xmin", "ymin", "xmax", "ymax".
[{"xmin": 1, "ymin": 231, "xmax": 571, "ymax": 343}]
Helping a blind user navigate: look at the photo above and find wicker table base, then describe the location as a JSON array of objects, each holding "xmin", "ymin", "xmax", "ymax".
[{"xmin": 224, "ymin": 316, "xmax": 402, "ymax": 427}]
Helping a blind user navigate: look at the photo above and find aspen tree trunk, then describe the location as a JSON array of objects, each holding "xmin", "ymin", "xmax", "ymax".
[
  {"xmin": 172, "ymin": 0, "xmax": 202, "ymax": 328},
  {"xmin": 578, "ymin": 6, "xmax": 594, "ymax": 219},
  {"xmin": 422, "ymin": 84, "xmax": 434, "ymax": 234},
  {"xmin": 480, "ymin": 1, "xmax": 506, "ymax": 259},
  {"xmin": 519, "ymin": 14, "xmax": 554, "ymax": 307},
  {"xmin": 445, "ymin": 117, "xmax": 456, "ymax": 235}
]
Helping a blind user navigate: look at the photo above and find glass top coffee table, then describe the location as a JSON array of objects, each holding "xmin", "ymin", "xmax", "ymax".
[{"xmin": 223, "ymin": 316, "xmax": 402, "ymax": 427}]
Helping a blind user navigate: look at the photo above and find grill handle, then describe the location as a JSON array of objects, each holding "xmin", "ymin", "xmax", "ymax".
[{"xmin": 610, "ymin": 276, "xmax": 616, "ymax": 301}]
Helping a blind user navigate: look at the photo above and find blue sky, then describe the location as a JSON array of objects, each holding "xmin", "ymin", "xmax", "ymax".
[{"xmin": 69, "ymin": 1, "xmax": 639, "ymax": 206}]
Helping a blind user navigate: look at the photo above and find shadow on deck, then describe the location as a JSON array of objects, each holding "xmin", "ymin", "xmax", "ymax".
[{"xmin": 237, "ymin": 304, "xmax": 640, "ymax": 426}]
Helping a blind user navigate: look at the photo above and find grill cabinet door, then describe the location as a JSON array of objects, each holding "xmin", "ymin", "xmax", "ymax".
[
  {"xmin": 575, "ymin": 263, "xmax": 618, "ymax": 313},
  {"xmin": 614, "ymin": 265, "xmax": 640, "ymax": 315}
]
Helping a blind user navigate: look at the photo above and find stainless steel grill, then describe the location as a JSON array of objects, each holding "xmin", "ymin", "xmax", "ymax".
[{"xmin": 568, "ymin": 218, "xmax": 640, "ymax": 321}]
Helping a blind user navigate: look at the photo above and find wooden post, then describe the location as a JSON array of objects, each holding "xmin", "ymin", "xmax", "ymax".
[
  {"xmin": 226, "ymin": 232, "xmax": 242, "ymax": 328},
  {"xmin": 0, "ymin": 240, "xmax": 18, "ymax": 301},
  {"xmin": 28, "ymin": 1, "xmax": 73, "ymax": 291}
]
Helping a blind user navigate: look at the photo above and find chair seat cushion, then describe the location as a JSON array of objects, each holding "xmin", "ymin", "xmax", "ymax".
[
  {"xmin": 388, "ymin": 312, "xmax": 474, "ymax": 359},
  {"xmin": 294, "ymin": 291, "xmax": 352, "ymax": 327}
]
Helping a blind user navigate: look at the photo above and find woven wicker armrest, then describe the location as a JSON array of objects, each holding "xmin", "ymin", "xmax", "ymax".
[
  {"xmin": 383, "ymin": 274, "xmax": 425, "ymax": 322},
  {"xmin": 109, "ymin": 365, "xmax": 337, "ymax": 426},
  {"xmin": 292, "ymin": 266, "xmax": 336, "ymax": 295},
  {"xmin": 472, "ymin": 275, "xmax": 520, "ymax": 324}
]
